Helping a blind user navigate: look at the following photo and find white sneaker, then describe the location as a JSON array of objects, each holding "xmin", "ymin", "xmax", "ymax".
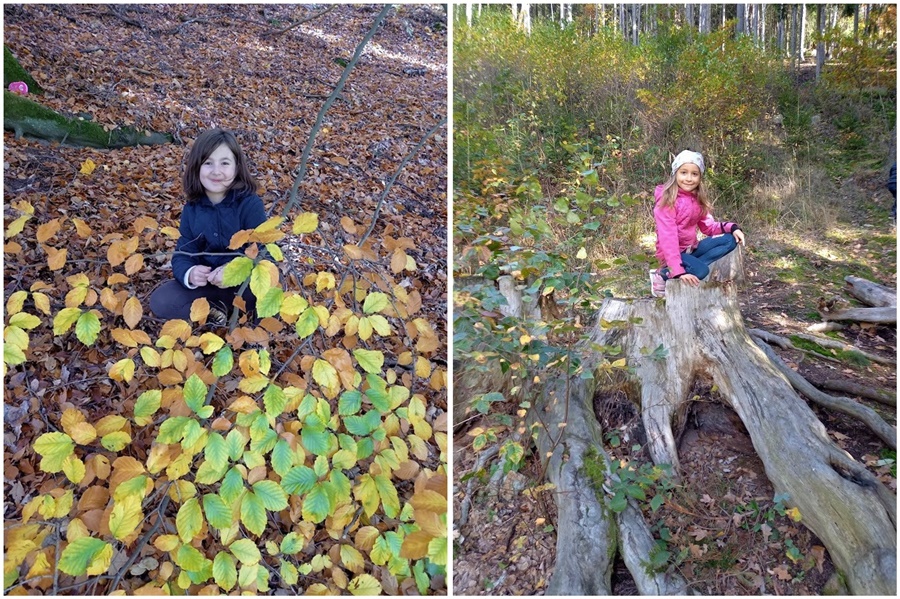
[{"xmin": 649, "ymin": 269, "xmax": 666, "ymax": 297}]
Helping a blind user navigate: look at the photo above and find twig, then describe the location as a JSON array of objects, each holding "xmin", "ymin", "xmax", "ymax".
[
  {"xmin": 457, "ymin": 445, "xmax": 500, "ymax": 530},
  {"xmin": 281, "ymin": 4, "xmax": 394, "ymax": 218},
  {"xmin": 260, "ymin": 5, "xmax": 337, "ymax": 38},
  {"xmin": 358, "ymin": 117, "xmax": 447, "ymax": 246}
]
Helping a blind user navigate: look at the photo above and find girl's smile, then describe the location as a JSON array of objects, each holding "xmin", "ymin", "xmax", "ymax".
[
  {"xmin": 675, "ymin": 163, "xmax": 701, "ymax": 192},
  {"xmin": 199, "ymin": 143, "xmax": 237, "ymax": 203}
]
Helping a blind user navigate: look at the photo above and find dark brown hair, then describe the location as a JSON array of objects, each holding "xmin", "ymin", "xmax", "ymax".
[{"xmin": 183, "ymin": 128, "xmax": 256, "ymax": 201}]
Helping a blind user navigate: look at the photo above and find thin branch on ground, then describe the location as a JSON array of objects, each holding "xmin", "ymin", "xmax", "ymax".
[{"xmin": 260, "ymin": 5, "xmax": 336, "ymax": 38}]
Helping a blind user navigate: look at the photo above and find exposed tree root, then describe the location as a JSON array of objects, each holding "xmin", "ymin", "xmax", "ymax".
[
  {"xmin": 818, "ymin": 378, "xmax": 896, "ymax": 407},
  {"xmin": 751, "ymin": 336, "xmax": 896, "ymax": 450}
]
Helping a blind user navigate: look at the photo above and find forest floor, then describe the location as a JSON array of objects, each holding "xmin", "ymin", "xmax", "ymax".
[
  {"xmin": 452, "ymin": 159, "xmax": 897, "ymax": 594},
  {"xmin": 4, "ymin": 4, "xmax": 447, "ymax": 595}
]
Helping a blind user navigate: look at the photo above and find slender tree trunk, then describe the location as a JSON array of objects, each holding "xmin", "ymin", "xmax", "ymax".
[
  {"xmin": 800, "ymin": 3, "xmax": 807, "ymax": 60},
  {"xmin": 816, "ymin": 3, "xmax": 826, "ymax": 80},
  {"xmin": 854, "ymin": 4, "xmax": 860, "ymax": 40},
  {"xmin": 736, "ymin": 3, "xmax": 746, "ymax": 37},
  {"xmin": 466, "ymin": 2, "xmax": 472, "ymax": 27}
]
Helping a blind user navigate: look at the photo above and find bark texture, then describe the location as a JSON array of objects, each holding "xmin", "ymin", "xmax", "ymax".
[{"xmin": 588, "ymin": 266, "xmax": 896, "ymax": 594}]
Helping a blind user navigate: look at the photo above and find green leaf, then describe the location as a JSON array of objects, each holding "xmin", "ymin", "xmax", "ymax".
[
  {"xmin": 4, "ymin": 342, "xmax": 26, "ymax": 366},
  {"xmin": 204, "ymin": 432, "xmax": 228, "ymax": 464},
  {"xmin": 213, "ymin": 551, "xmax": 238, "ymax": 592},
  {"xmin": 250, "ymin": 262, "xmax": 274, "ymax": 301},
  {"xmin": 229, "ymin": 538, "xmax": 261, "ymax": 565},
  {"xmin": 280, "ymin": 559, "xmax": 299, "ymax": 585},
  {"xmin": 281, "ymin": 465, "xmax": 317, "ymax": 495},
  {"xmin": 263, "ymin": 384, "xmax": 287, "ymax": 417},
  {"xmin": 203, "ymin": 493, "xmax": 233, "ymax": 530},
  {"xmin": 338, "ymin": 390, "xmax": 362, "ymax": 416},
  {"xmin": 367, "ymin": 314, "xmax": 391, "ymax": 336},
  {"xmin": 100, "ymin": 431, "xmax": 131, "ymax": 452},
  {"xmin": 108, "ymin": 495, "xmax": 143, "ymax": 540},
  {"xmin": 58, "ymin": 537, "xmax": 109, "ymax": 576},
  {"xmin": 362, "ymin": 292, "xmax": 389, "ymax": 314},
  {"xmin": 312, "ymin": 359, "xmax": 339, "ymax": 391},
  {"xmin": 157, "ymin": 416, "xmax": 191, "ymax": 444},
  {"xmin": 175, "ymin": 543, "xmax": 206, "ymax": 572},
  {"xmin": 225, "ymin": 429, "xmax": 247, "ymax": 461},
  {"xmin": 650, "ymin": 494, "xmax": 665, "ymax": 512},
  {"xmin": 270, "ymin": 438, "xmax": 294, "ymax": 477},
  {"xmin": 301, "ymin": 484, "xmax": 332, "ymax": 523},
  {"xmin": 625, "ymin": 484, "xmax": 646, "ymax": 501},
  {"xmin": 280, "ymin": 532, "xmax": 304, "ymax": 555},
  {"xmin": 301, "ymin": 427, "xmax": 331, "ymax": 456},
  {"xmin": 74, "ymin": 311, "xmax": 101, "ymax": 345},
  {"xmin": 33, "ymin": 432, "xmax": 75, "ymax": 473},
  {"xmin": 183, "ymin": 374, "xmax": 207, "ymax": 414},
  {"xmin": 265, "ymin": 243, "xmax": 284, "ymax": 262},
  {"xmin": 257, "ymin": 286, "xmax": 284, "ymax": 318},
  {"xmin": 212, "ymin": 346, "xmax": 234, "ymax": 377},
  {"xmin": 295, "ymin": 307, "xmax": 319, "ymax": 339},
  {"xmin": 353, "ymin": 349, "xmax": 384, "ymax": 374},
  {"xmin": 113, "ymin": 475, "xmax": 148, "ymax": 502},
  {"xmin": 348, "ymin": 573, "xmax": 382, "ymax": 596},
  {"xmin": 331, "ymin": 449, "xmax": 357, "ymax": 471},
  {"xmin": 133, "ymin": 390, "xmax": 161, "ymax": 426},
  {"xmin": 176, "ymin": 498, "xmax": 203, "ymax": 542},
  {"xmin": 194, "ymin": 457, "xmax": 228, "ymax": 486},
  {"xmin": 222, "ymin": 256, "xmax": 254, "ymax": 287},
  {"xmin": 428, "ymin": 536, "xmax": 448, "ymax": 565},
  {"xmin": 610, "ymin": 491, "xmax": 628, "ymax": 513},
  {"xmin": 181, "ymin": 419, "xmax": 205, "ymax": 449},
  {"xmin": 374, "ymin": 473, "xmax": 400, "ymax": 518},
  {"xmin": 220, "ymin": 467, "xmax": 245, "ymax": 505},
  {"xmin": 8, "ymin": 311, "xmax": 40, "ymax": 330},
  {"xmin": 52, "ymin": 307, "xmax": 82, "ymax": 335},
  {"xmin": 240, "ymin": 491, "xmax": 267, "ymax": 536},
  {"xmin": 252, "ymin": 480, "xmax": 288, "ymax": 511}
]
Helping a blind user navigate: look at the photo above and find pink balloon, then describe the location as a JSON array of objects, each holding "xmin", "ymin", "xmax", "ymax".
[{"xmin": 8, "ymin": 81, "xmax": 28, "ymax": 95}]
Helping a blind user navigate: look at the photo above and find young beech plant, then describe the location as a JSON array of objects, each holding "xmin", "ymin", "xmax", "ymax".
[{"xmin": 4, "ymin": 202, "xmax": 448, "ymax": 595}]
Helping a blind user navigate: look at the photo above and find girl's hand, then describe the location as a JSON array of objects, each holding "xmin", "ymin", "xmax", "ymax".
[
  {"xmin": 679, "ymin": 274, "xmax": 701, "ymax": 287},
  {"xmin": 207, "ymin": 266, "xmax": 227, "ymax": 288},
  {"xmin": 733, "ymin": 229, "xmax": 746, "ymax": 245},
  {"xmin": 189, "ymin": 265, "xmax": 212, "ymax": 287}
]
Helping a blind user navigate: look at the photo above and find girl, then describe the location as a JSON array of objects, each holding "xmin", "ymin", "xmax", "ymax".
[
  {"xmin": 650, "ymin": 150, "xmax": 745, "ymax": 297},
  {"xmin": 149, "ymin": 128, "xmax": 266, "ymax": 322}
]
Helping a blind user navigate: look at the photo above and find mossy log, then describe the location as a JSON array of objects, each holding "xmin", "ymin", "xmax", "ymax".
[
  {"xmin": 4, "ymin": 46, "xmax": 42, "ymax": 94},
  {"xmin": 4, "ymin": 91, "xmax": 171, "ymax": 148}
]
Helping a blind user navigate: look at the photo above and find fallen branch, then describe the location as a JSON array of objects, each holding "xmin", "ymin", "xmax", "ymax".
[
  {"xmin": 820, "ymin": 306, "xmax": 896, "ymax": 324},
  {"xmin": 260, "ymin": 4, "xmax": 336, "ymax": 38},
  {"xmin": 817, "ymin": 379, "xmax": 896, "ymax": 407},
  {"xmin": 751, "ymin": 337, "xmax": 896, "ymax": 449},
  {"xmin": 845, "ymin": 276, "xmax": 896, "ymax": 308},
  {"xmin": 456, "ymin": 444, "xmax": 499, "ymax": 530},
  {"xmin": 791, "ymin": 332, "xmax": 894, "ymax": 366}
]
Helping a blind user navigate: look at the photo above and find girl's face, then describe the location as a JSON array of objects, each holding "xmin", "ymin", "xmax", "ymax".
[
  {"xmin": 675, "ymin": 162, "xmax": 702, "ymax": 193},
  {"xmin": 199, "ymin": 143, "xmax": 237, "ymax": 203}
]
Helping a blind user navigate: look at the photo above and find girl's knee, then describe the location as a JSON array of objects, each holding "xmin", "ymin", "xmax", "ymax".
[{"xmin": 723, "ymin": 232, "xmax": 738, "ymax": 250}]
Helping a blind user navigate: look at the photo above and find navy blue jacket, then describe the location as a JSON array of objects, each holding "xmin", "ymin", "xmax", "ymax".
[{"xmin": 171, "ymin": 188, "xmax": 267, "ymax": 287}]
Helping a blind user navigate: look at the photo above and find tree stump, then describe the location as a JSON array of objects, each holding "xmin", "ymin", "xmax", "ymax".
[{"xmin": 532, "ymin": 248, "xmax": 896, "ymax": 595}]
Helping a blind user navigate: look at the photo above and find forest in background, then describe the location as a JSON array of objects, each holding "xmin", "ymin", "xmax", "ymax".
[{"xmin": 453, "ymin": 3, "xmax": 896, "ymax": 595}]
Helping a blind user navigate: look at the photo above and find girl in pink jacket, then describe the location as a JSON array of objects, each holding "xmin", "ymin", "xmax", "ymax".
[{"xmin": 649, "ymin": 150, "xmax": 745, "ymax": 297}]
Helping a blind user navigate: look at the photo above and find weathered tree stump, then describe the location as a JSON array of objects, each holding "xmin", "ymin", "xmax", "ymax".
[{"xmin": 530, "ymin": 248, "xmax": 896, "ymax": 595}]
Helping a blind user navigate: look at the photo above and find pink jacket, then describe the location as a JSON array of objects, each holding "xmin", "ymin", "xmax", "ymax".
[{"xmin": 654, "ymin": 184, "xmax": 736, "ymax": 277}]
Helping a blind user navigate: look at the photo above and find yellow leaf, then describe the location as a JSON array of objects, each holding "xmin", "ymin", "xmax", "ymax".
[
  {"xmin": 95, "ymin": 415, "xmax": 127, "ymax": 436},
  {"xmin": 26, "ymin": 550, "xmax": 52, "ymax": 579},
  {"xmin": 107, "ymin": 240, "xmax": 132, "ymax": 267},
  {"xmin": 72, "ymin": 218, "xmax": 93, "ymax": 238},
  {"xmin": 576, "ymin": 247, "xmax": 587, "ymax": 259},
  {"xmin": 786, "ymin": 507, "xmax": 802, "ymax": 522},
  {"xmin": 80, "ymin": 158, "xmax": 97, "ymax": 175},
  {"xmin": 160, "ymin": 226, "xmax": 180, "ymax": 239},
  {"xmin": 36, "ymin": 218, "xmax": 62, "ymax": 243},
  {"xmin": 123, "ymin": 296, "xmax": 143, "ymax": 328},
  {"xmin": 154, "ymin": 534, "xmax": 180, "ymax": 552},
  {"xmin": 32, "ymin": 292, "xmax": 51, "ymax": 315},
  {"xmin": 140, "ymin": 347, "xmax": 161, "ymax": 368},
  {"xmin": 292, "ymin": 212, "xmax": 319, "ymax": 234},
  {"xmin": 69, "ymin": 422, "xmax": 98, "ymax": 445},
  {"xmin": 315, "ymin": 271, "xmax": 335, "ymax": 292},
  {"xmin": 86, "ymin": 542, "xmax": 113, "ymax": 576},
  {"xmin": 110, "ymin": 358, "xmax": 136, "ymax": 383},
  {"xmin": 415, "ymin": 357, "xmax": 432, "ymax": 378},
  {"xmin": 199, "ymin": 332, "xmax": 225, "ymax": 355},
  {"xmin": 5, "ymin": 214, "xmax": 32, "ymax": 237}
]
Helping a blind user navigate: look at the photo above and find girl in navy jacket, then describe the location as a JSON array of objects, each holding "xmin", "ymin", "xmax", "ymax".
[{"xmin": 150, "ymin": 129, "xmax": 266, "ymax": 322}]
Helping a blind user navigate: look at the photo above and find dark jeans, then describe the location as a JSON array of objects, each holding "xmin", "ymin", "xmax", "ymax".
[
  {"xmin": 149, "ymin": 280, "xmax": 256, "ymax": 321},
  {"xmin": 661, "ymin": 233, "xmax": 738, "ymax": 281}
]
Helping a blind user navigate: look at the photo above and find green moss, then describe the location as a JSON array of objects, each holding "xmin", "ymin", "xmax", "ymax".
[
  {"xmin": 789, "ymin": 335, "xmax": 871, "ymax": 368},
  {"xmin": 4, "ymin": 46, "xmax": 42, "ymax": 93},
  {"xmin": 4, "ymin": 91, "xmax": 172, "ymax": 148}
]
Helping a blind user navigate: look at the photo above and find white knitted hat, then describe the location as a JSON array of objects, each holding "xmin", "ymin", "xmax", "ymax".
[{"xmin": 671, "ymin": 150, "xmax": 705, "ymax": 175}]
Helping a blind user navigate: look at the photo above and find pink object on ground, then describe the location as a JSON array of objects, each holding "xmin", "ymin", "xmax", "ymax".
[{"xmin": 8, "ymin": 81, "xmax": 28, "ymax": 95}]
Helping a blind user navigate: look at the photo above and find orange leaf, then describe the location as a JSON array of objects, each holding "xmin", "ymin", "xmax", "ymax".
[
  {"xmin": 125, "ymin": 254, "xmax": 144, "ymax": 276},
  {"xmin": 44, "ymin": 245, "xmax": 67, "ymax": 270},
  {"xmin": 340, "ymin": 217, "xmax": 357, "ymax": 235},
  {"xmin": 343, "ymin": 245, "xmax": 365, "ymax": 260},
  {"xmin": 158, "ymin": 369, "xmax": 183, "ymax": 386},
  {"xmin": 133, "ymin": 216, "xmax": 159, "ymax": 233},
  {"xmin": 36, "ymin": 219, "xmax": 62, "ymax": 243},
  {"xmin": 123, "ymin": 296, "xmax": 143, "ymax": 328},
  {"xmin": 107, "ymin": 273, "xmax": 129, "ymax": 286},
  {"xmin": 190, "ymin": 298, "xmax": 210, "ymax": 323},
  {"xmin": 107, "ymin": 240, "xmax": 131, "ymax": 267},
  {"xmin": 228, "ymin": 230, "xmax": 252, "ymax": 250},
  {"xmin": 399, "ymin": 531, "xmax": 432, "ymax": 560},
  {"xmin": 161, "ymin": 319, "xmax": 191, "ymax": 341},
  {"xmin": 391, "ymin": 249, "xmax": 407, "ymax": 274},
  {"xmin": 111, "ymin": 328, "xmax": 140, "ymax": 348},
  {"xmin": 331, "ymin": 156, "xmax": 349, "ymax": 166}
]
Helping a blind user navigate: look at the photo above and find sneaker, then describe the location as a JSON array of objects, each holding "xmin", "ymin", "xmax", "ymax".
[
  {"xmin": 649, "ymin": 269, "xmax": 666, "ymax": 297},
  {"xmin": 207, "ymin": 307, "xmax": 228, "ymax": 326}
]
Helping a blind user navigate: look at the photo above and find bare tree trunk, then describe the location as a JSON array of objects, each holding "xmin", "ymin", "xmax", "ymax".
[
  {"xmin": 800, "ymin": 3, "xmax": 807, "ymax": 61},
  {"xmin": 736, "ymin": 3, "xmax": 746, "ymax": 37},
  {"xmin": 854, "ymin": 4, "xmax": 860, "ymax": 40},
  {"xmin": 466, "ymin": 2, "xmax": 472, "ymax": 27}
]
